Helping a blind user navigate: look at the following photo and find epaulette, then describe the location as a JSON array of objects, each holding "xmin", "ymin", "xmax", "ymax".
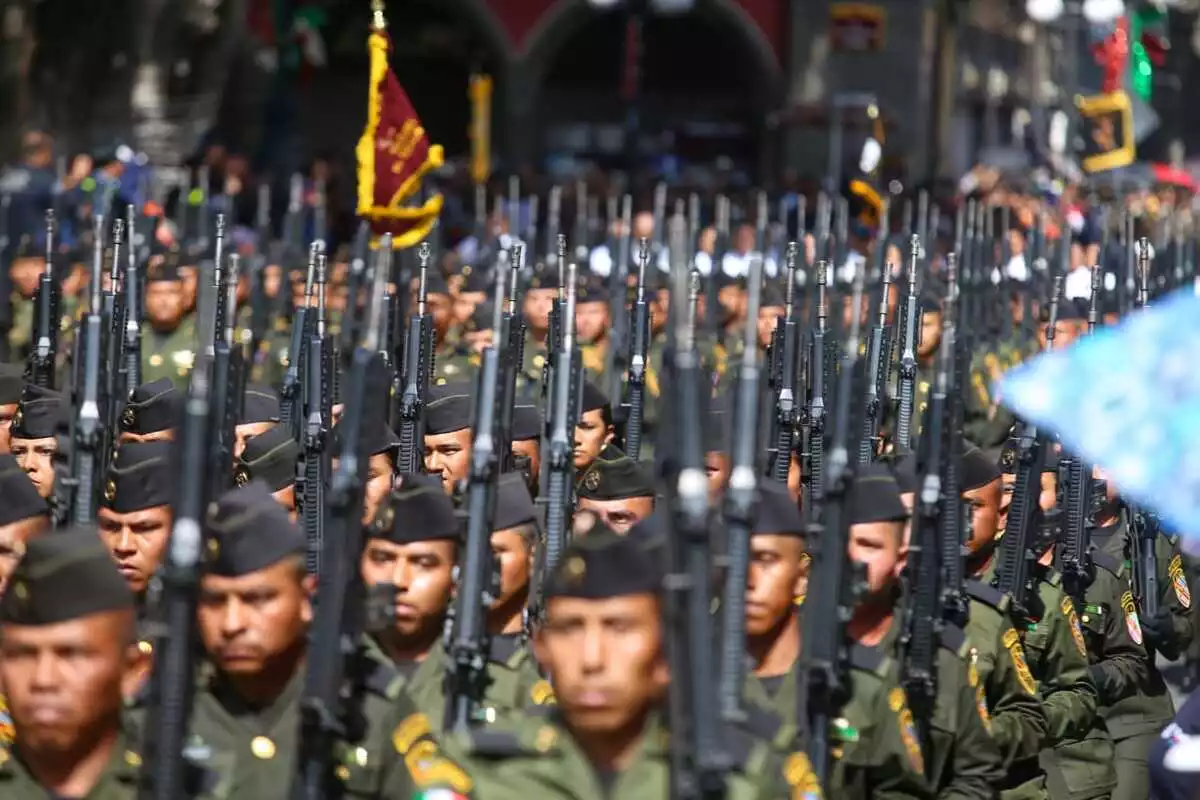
[
  {"xmin": 966, "ymin": 579, "xmax": 1011, "ymax": 612},
  {"xmin": 850, "ymin": 643, "xmax": 886, "ymax": 675},
  {"xmin": 1092, "ymin": 550, "xmax": 1122, "ymax": 577},
  {"xmin": 939, "ymin": 624, "xmax": 969, "ymax": 658}
]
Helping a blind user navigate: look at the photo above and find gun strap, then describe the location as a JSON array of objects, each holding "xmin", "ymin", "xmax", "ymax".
[
  {"xmin": 965, "ymin": 580, "xmax": 1011, "ymax": 613},
  {"xmin": 938, "ymin": 623, "xmax": 968, "ymax": 658},
  {"xmin": 1092, "ymin": 550, "xmax": 1122, "ymax": 576},
  {"xmin": 849, "ymin": 643, "xmax": 885, "ymax": 674}
]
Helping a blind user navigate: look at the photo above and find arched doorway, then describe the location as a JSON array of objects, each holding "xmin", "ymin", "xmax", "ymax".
[{"xmin": 522, "ymin": 0, "xmax": 783, "ymax": 180}]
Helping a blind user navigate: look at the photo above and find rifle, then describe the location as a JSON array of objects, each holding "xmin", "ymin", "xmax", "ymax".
[
  {"xmin": 717, "ymin": 245, "xmax": 765, "ymax": 722},
  {"xmin": 545, "ymin": 185, "xmax": 561, "ymax": 268},
  {"xmin": 444, "ymin": 262, "xmax": 507, "ymax": 734},
  {"xmin": 940, "ymin": 257, "xmax": 969, "ymax": 630},
  {"xmin": 122, "ymin": 204, "xmax": 142, "ymax": 396},
  {"xmin": 1128, "ymin": 240, "xmax": 1159, "ymax": 622},
  {"xmin": 0, "ymin": 194, "xmax": 12, "ymax": 361},
  {"xmin": 140, "ymin": 245, "xmax": 219, "ymax": 800},
  {"xmin": 206, "ymin": 217, "xmax": 237, "ymax": 496},
  {"xmin": 290, "ymin": 239, "xmax": 391, "ymax": 800},
  {"xmin": 605, "ymin": 195, "xmax": 633, "ymax": 413},
  {"xmin": 29, "ymin": 210, "xmax": 59, "ymax": 389},
  {"xmin": 802, "ymin": 260, "xmax": 830, "ymax": 524},
  {"xmin": 70, "ymin": 215, "xmax": 107, "ymax": 527},
  {"xmin": 101, "ymin": 215, "xmax": 126, "ymax": 483},
  {"xmin": 623, "ymin": 238, "xmax": 651, "ymax": 461},
  {"xmin": 298, "ymin": 251, "xmax": 330, "ymax": 576},
  {"xmin": 312, "ymin": 177, "xmax": 327, "ymax": 246},
  {"xmin": 396, "ymin": 243, "xmax": 433, "ymax": 473},
  {"xmin": 894, "ymin": 235, "xmax": 921, "ymax": 454},
  {"xmin": 496, "ymin": 244, "xmax": 525, "ymax": 472},
  {"xmin": 573, "ymin": 179, "xmax": 589, "ymax": 264},
  {"xmin": 247, "ymin": 183, "xmax": 275, "ymax": 365},
  {"xmin": 660, "ymin": 212, "xmax": 727, "ymax": 800},
  {"xmin": 280, "ymin": 245, "xmax": 318, "ymax": 439},
  {"xmin": 798, "ymin": 262, "xmax": 866, "ymax": 787},
  {"xmin": 338, "ymin": 222, "xmax": 371, "ymax": 358},
  {"xmin": 769, "ymin": 243, "xmax": 800, "ymax": 481},
  {"xmin": 858, "ymin": 257, "xmax": 893, "ymax": 464}
]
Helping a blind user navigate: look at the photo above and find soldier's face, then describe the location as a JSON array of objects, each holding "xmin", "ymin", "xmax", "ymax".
[
  {"xmin": 962, "ymin": 479, "xmax": 1002, "ymax": 557},
  {"xmin": 11, "ymin": 436, "xmax": 57, "ymax": 499},
  {"xmin": 745, "ymin": 534, "xmax": 807, "ymax": 638},
  {"xmin": 0, "ymin": 610, "xmax": 145, "ymax": 757},
  {"xmin": 424, "ymin": 430, "xmax": 471, "ymax": 495},
  {"xmin": 757, "ymin": 306, "xmax": 784, "ymax": 351},
  {"xmin": 233, "ymin": 421, "xmax": 276, "ymax": 460},
  {"xmin": 705, "ymin": 451, "xmax": 731, "ymax": 503},
  {"xmin": 535, "ymin": 594, "xmax": 669, "ymax": 735},
  {"xmin": 0, "ymin": 402, "xmax": 17, "ymax": 453},
  {"xmin": 523, "ymin": 289, "xmax": 556, "ymax": 333},
  {"xmin": 574, "ymin": 410, "xmax": 614, "ymax": 471},
  {"xmin": 576, "ymin": 496, "xmax": 654, "ymax": 535},
  {"xmin": 453, "ymin": 291, "xmax": 486, "ymax": 326},
  {"xmin": 10, "ymin": 257, "xmax": 41, "ymax": 297},
  {"xmin": 0, "ymin": 516, "xmax": 43, "ymax": 598},
  {"xmin": 512, "ymin": 439, "xmax": 540, "ymax": 488},
  {"xmin": 145, "ymin": 281, "xmax": 186, "ymax": 329},
  {"xmin": 848, "ymin": 520, "xmax": 906, "ymax": 602},
  {"xmin": 363, "ymin": 452, "xmax": 396, "ymax": 524},
  {"xmin": 717, "ymin": 286, "xmax": 745, "ymax": 323},
  {"xmin": 264, "ymin": 265, "xmax": 283, "ymax": 298},
  {"xmin": 575, "ymin": 301, "xmax": 610, "ymax": 344},
  {"xmin": 917, "ymin": 311, "xmax": 942, "ymax": 359},
  {"xmin": 361, "ymin": 539, "xmax": 456, "ymax": 642},
  {"xmin": 198, "ymin": 559, "xmax": 314, "ymax": 677},
  {"xmin": 97, "ymin": 505, "xmax": 173, "ymax": 595},
  {"xmin": 490, "ymin": 527, "xmax": 533, "ymax": 615},
  {"xmin": 1038, "ymin": 320, "xmax": 1079, "ymax": 351}
]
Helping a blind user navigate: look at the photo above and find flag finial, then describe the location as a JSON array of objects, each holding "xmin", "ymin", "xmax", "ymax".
[{"xmin": 371, "ymin": 0, "xmax": 386, "ymax": 32}]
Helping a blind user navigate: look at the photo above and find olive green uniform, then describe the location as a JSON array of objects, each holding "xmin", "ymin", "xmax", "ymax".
[
  {"xmin": 580, "ymin": 338, "xmax": 611, "ymax": 395},
  {"xmin": 1092, "ymin": 515, "xmax": 1189, "ymax": 800},
  {"xmin": 517, "ymin": 330, "xmax": 549, "ymax": 404},
  {"xmin": 962, "ymin": 346, "xmax": 1017, "ymax": 450},
  {"xmin": 962, "ymin": 581, "xmax": 1049, "ymax": 799},
  {"xmin": 141, "ymin": 313, "xmax": 198, "ymax": 391},
  {"xmin": 434, "ymin": 340, "xmax": 479, "ymax": 386},
  {"xmin": 0, "ymin": 733, "xmax": 143, "ymax": 799},
  {"xmin": 8, "ymin": 291, "xmax": 81, "ymax": 387},
  {"xmin": 252, "ymin": 317, "xmax": 293, "ymax": 388},
  {"xmin": 449, "ymin": 709, "xmax": 820, "ymax": 800},
  {"xmin": 186, "ymin": 662, "xmax": 473, "ymax": 798}
]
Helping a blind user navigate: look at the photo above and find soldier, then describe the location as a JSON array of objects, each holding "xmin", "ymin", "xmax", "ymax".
[
  {"xmin": 235, "ymin": 425, "xmax": 300, "ymax": 521},
  {"xmin": 518, "ymin": 267, "xmax": 557, "ymax": 400},
  {"xmin": 740, "ymin": 480, "xmax": 927, "ymax": 798},
  {"xmin": 0, "ymin": 529, "xmax": 148, "ymax": 799},
  {"xmin": 97, "ymin": 441, "xmax": 174, "ymax": 600},
  {"xmin": 451, "ymin": 263, "xmax": 491, "ymax": 334},
  {"xmin": 574, "ymin": 382, "xmax": 620, "ymax": 476},
  {"xmin": 1090, "ymin": 466, "xmax": 1190, "ymax": 800},
  {"xmin": 189, "ymin": 481, "xmax": 473, "ymax": 797},
  {"xmin": 331, "ymin": 413, "xmax": 399, "ymax": 525},
  {"xmin": 0, "ymin": 455, "xmax": 49, "ymax": 597},
  {"xmin": 141, "ymin": 251, "xmax": 197, "ymax": 391},
  {"xmin": 0, "ymin": 362, "xmax": 25, "ymax": 453},
  {"xmin": 575, "ymin": 454, "xmax": 655, "ymax": 534},
  {"xmin": 846, "ymin": 463, "xmax": 1004, "ymax": 798},
  {"xmin": 235, "ymin": 383, "xmax": 281, "ymax": 458},
  {"xmin": 511, "ymin": 403, "xmax": 541, "ymax": 494},
  {"xmin": 711, "ymin": 273, "xmax": 747, "ymax": 382},
  {"xmin": 423, "ymin": 269, "xmax": 458, "ymax": 377},
  {"xmin": 436, "ymin": 301, "xmax": 487, "ymax": 385},
  {"xmin": 451, "ymin": 525, "xmax": 819, "ymax": 799},
  {"xmin": 6, "ymin": 238, "xmax": 43, "ymax": 361},
  {"xmin": 576, "ymin": 277, "xmax": 613, "ymax": 391},
  {"xmin": 117, "ymin": 378, "xmax": 180, "ymax": 444},
  {"xmin": 423, "ymin": 382, "xmax": 473, "ymax": 495},
  {"xmin": 10, "ymin": 384, "xmax": 65, "ymax": 501}
]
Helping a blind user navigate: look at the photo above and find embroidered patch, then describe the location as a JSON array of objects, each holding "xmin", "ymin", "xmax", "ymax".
[
  {"xmin": 975, "ymin": 683, "xmax": 992, "ymax": 733},
  {"xmin": 1169, "ymin": 554, "xmax": 1192, "ymax": 609},
  {"xmin": 530, "ymin": 679, "xmax": 557, "ymax": 706},
  {"xmin": 1002, "ymin": 628, "xmax": 1038, "ymax": 695},
  {"xmin": 1062, "ymin": 596, "xmax": 1088, "ymax": 659},
  {"xmin": 404, "ymin": 739, "xmax": 473, "ymax": 793},
  {"xmin": 897, "ymin": 706, "xmax": 924, "ymax": 776},
  {"xmin": 783, "ymin": 751, "xmax": 823, "ymax": 799},
  {"xmin": 0, "ymin": 695, "xmax": 13, "ymax": 746},
  {"xmin": 392, "ymin": 712, "xmax": 432, "ymax": 755},
  {"xmin": 1121, "ymin": 590, "xmax": 1143, "ymax": 646}
]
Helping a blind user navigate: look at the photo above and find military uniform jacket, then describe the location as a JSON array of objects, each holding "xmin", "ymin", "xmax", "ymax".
[
  {"xmin": 449, "ymin": 709, "xmax": 819, "ymax": 799},
  {"xmin": 141, "ymin": 314, "xmax": 198, "ymax": 391},
  {"xmin": 516, "ymin": 330, "xmax": 549, "ymax": 404},
  {"xmin": 0, "ymin": 733, "xmax": 143, "ymax": 799},
  {"xmin": 963, "ymin": 583, "xmax": 1049, "ymax": 799},
  {"xmin": 186, "ymin": 661, "xmax": 473, "ymax": 798},
  {"xmin": 1091, "ymin": 516, "xmax": 1185, "ymax": 740},
  {"xmin": 434, "ymin": 340, "xmax": 480, "ymax": 386}
]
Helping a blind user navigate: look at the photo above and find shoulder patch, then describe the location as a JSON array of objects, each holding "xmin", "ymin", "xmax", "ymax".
[
  {"xmin": 1169, "ymin": 554, "xmax": 1191, "ymax": 610},
  {"xmin": 392, "ymin": 712, "xmax": 432, "ymax": 756},
  {"xmin": 1002, "ymin": 628, "xmax": 1038, "ymax": 695},
  {"xmin": 1061, "ymin": 596, "xmax": 1089, "ymax": 658},
  {"xmin": 783, "ymin": 751, "xmax": 823, "ymax": 799},
  {"xmin": 1121, "ymin": 590, "xmax": 1143, "ymax": 645},
  {"xmin": 975, "ymin": 682, "xmax": 992, "ymax": 733},
  {"xmin": 529, "ymin": 679, "xmax": 557, "ymax": 706},
  {"xmin": 888, "ymin": 688, "xmax": 924, "ymax": 776},
  {"xmin": 0, "ymin": 695, "xmax": 11, "ymax": 747}
]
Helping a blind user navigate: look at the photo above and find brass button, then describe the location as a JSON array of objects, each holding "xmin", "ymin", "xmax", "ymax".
[
  {"xmin": 125, "ymin": 750, "xmax": 142, "ymax": 768},
  {"xmin": 251, "ymin": 736, "xmax": 276, "ymax": 760},
  {"xmin": 149, "ymin": 353, "xmax": 164, "ymax": 367}
]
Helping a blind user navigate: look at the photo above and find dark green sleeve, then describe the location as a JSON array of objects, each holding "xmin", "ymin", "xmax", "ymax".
[
  {"xmin": 984, "ymin": 622, "xmax": 1048, "ymax": 769},
  {"xmin": 940, "ymin": 657, "xmax": 1004, "ymax": 800},
  {"xmin": 1087, "ymin": 570, "xmax": 1150, "ymax": 706},
  {"xmin": 1155, "ymin": 535, "xmax": 1194, "ymax": 661},
  {"xmin": 1035, "ymin": 591, "xmax": 1099, "ymax": 742}
]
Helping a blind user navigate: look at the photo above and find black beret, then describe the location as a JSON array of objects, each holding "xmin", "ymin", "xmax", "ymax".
[
  {"xmin": 205, "ymin": 481, "xmax": 305, "ymax": 577},
  {"xmin": 527, "ymin": 266, "xmax": 559, "ymax": 291},
  {"xmin": 0, "ymin": 528, "xmax": 134, "ymax": 625},
  {"xmin": 961, "ymin": 445, "xmax": 1001, "ymax": 492},
  {"xmin": 544, "ymin": 527, "xmax": 662, "ymax": 600},
  {"xmin": 715, "ymin": 271, "xmax": 748, "ymax": 291},
  {"xmin": 12, "ymin": 384, "xmax": 64, "ymax": 440},
  {"xmin": 369, "ymin": 473, "xmax": 460, "ymax": 544},
  {"xmin": 1052, "ymin": 298, "xmax": 1089, "ymax": 323},
  {"xmin": 235, "ymin": 426, "xmax": 298, "ymax": 492},
  {"xmin": 577, "ymin": 278, "xmax": 610, "ymax": 305},
  {"xmin": 577, "ymin": 454, "xmax": 655, "ymax": 501},
  {"xmin": 145, "ymin": 251, "xmax": 182, "ymax": 283},
  {"xmin": 760, "ymin": 281, "xmax": 786, "ymax": 310},
  {"xmin": 121, "ymin": 378, "xmax": 180, "ymax": 434},
  {"xmin": 0, "ymin": 454, "xmax": 48, "ymax": 524},
  {"xmin": 493, "ymin": 472, "xmax": 537, "ymax": 531},
  {"xmin": 0, "ymin": 362, "xmax": 25, "ymax": 405},
  {"xmin": 102, "ymin": 441, "xmax": 175, "ymax": 513},
  {"xmin": 240, "ymin": 384, "xmax": 281, "ymax": 425},
  {"xmin": 512, "ymin": 404, "xmax": 540, "ymax": 441},
  {"xmin": 467, "ymin": 300, "xmax": 495, "ymax": 333},
  {"xmin": 849, "ymin": 462, "xmax": 909, "ymax": 525},
  {"xmin": 754, "ymin": 480, "xmax": 804, "ymax": 536},
  {"xmin": 425, "ymin": 382, "xmax": 473, "ymax": 435},
  {"xmin": 888, "ymin": 453, "xmax": 918, "ymax": 495},
  {"xmin": 580, "ymin": 381, "xmax": 609, "ymax": 415},
  {"xmin": 918, "ymin": 290, "xmax": 943, "ymax": 316},
  {"xmin": 331, "ymin": 413, "xmax": 401, "ymax": 459},
  {"xmin": 459, "ymin": 263, "xmax": 491, "ymax": 294}
]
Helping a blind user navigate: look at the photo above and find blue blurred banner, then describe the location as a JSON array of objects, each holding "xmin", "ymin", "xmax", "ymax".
[{"xmin": 998, "ymin": 288, "xmax": 1200, "ymax": 537}]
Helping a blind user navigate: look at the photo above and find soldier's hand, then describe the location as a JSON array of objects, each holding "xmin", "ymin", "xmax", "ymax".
[{"xmin": 1142, "ymin": 607, "xmax": 1175, "ymax": 649}]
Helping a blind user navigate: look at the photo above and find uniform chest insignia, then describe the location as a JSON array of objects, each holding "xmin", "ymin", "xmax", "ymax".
[
  {"xmin": 530, "ymin": 679, "xmax": 557, "ymax": 706},
  {"xmin": 444, "ymin": 362, "xmax": 458, "ymax": 375},
  {"xmin": 887, "ymin": 688, "xmax": 924, "ymax": 776},
  {"xmin": 250, "ymin": 735, "xmax": 276, "ymax": 760},
  {"xmin": 1169, "ymin": 554, "xmax": 1191, "ymax": 609},
  {"xmin": 149, "ymin": 353, "xmax": 164, "ymax": 367},
  {"xmin": 172, "ymin": 350, "xmax": 195, "ymax": 369},
  {"xmin": 1002, "ymin": 628, "xmax": 1038, "ymax": 694},
  {"xmin": 1121, "ymin": 591, "xmax": 1143, "ymax": 645},
  {"xmin": 532, "ymin": 353, "xmax": 545, "ymax": 369},
  {"xmin": 966, "ymin": 650, "xmax": 979, "ymax": 688},
  {"xmin": 1062, "ymin": 596, "xmax": 1089, "ymax": 658}
]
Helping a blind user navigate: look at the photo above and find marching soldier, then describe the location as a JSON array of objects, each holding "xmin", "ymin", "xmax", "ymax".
[
  {"xmin": 141, "ymin": 251, "xmax": 197, "ymax": 391},
  {"xmin": 97, "ymin": 441, "xmax": 174, "ymax": 605},
  {"xmin": 10, "ymin": 385, "xmax": 65, "ymax": 502},
  {"xmin": 423, "ymin": 382, "xmax": 473, "ymax": 495},
  {"xmin": 234, "ymin": 425, "xmax": 300, "ymax": 521},
  {"xmin": 576, "ymin": 277, "xmax": 613, "ymax": 391},
  {"xmin": 518, "ymin": 267, "xmax": 557, "ymax": 400},
  {"xmin": 117, "ymin": 378, "xmax": 180, "ymax": 445},
  {"xmin": 574, "ymin": 454, "xmax": 656, "ymax": 535},
  {"xmin": 573, "ymin": 382, "xmax": 621, "ymax": 477},
  {"xmin": 0, "ymin": 529, "xmax": 149, "ymax": 799},
  {"xmin": 435, "ymin": 301, "xmax": 488, "ymax": 385},
  {"xmin": 0, "ymin": 455, "xmax": 49, "ymax": 597},
  {"xmin": 331, "ymin": 412, "xmax": 400, "ymax": 525},
  {"xmin": 188, "ymin": 480, "xmax": 474, "ymax": 798}
]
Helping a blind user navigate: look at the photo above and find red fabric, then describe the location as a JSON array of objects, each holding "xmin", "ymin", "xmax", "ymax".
[
  {"xmin": 1151, "ymin": 164, "xmax": 1196, "ymax": 191},
  {"xmin": 370, "ymin": 34, "xmax": 434, "ymax": 210}
]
